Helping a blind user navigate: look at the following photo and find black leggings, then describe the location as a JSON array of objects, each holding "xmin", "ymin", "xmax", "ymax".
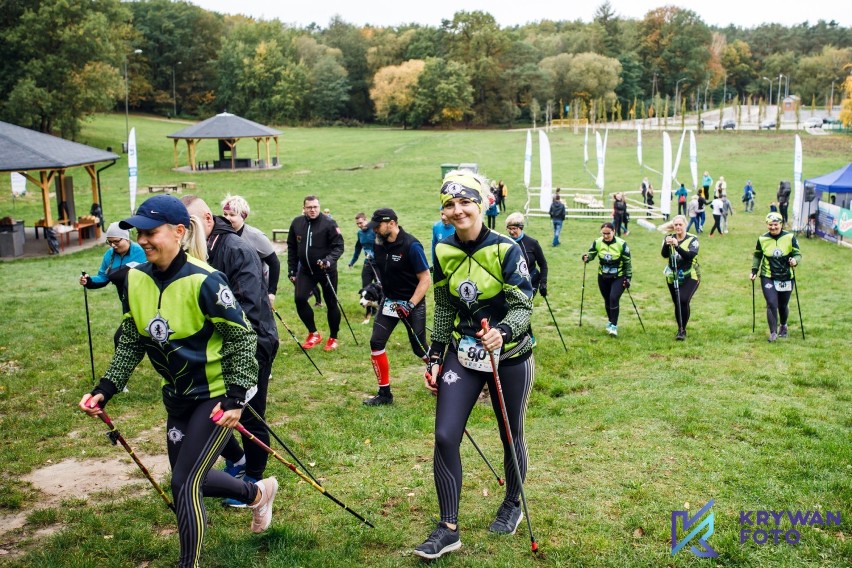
[
  {"xmin": 597, "ymin": 275, "xmax": 625, "ymax": 326},
  {"xmin": 710, "ymin": 214, "xmax": 723, "ymax": 235},
  {"xmin": 433, "ymin": 351, "xmax": 534, "ymax": 525},
  {"xmin": 361, "ymin": 260, "xmax": 377, "ymax": 316},
  {"xmin": 369, "ymin": 301, "xmax": 427, "ymax": 356},
  {"xmin": 487, "ymin": 215, "xmax": 497, "ymax": 229},
  {"xmin": 760, "ymin": 276, "xmax": 793, "ymax": 333},
  {"xmin": 166, "ymin": 398, "xmax": 259, "ymax": 568},
  {"xmin": 667, "ymin": 277, "xmax": 700, "ymax": 330},
  {"xmin": 295, "ymin": 269, "xmax": 341, "ymax": 338}
]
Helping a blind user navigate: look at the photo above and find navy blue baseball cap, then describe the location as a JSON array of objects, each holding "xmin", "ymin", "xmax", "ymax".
[{"xmin": 120, "ymin": 195, "xmax": 191, "ymax": 230}]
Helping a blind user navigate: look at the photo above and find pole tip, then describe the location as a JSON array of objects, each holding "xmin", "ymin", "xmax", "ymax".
[{"xmin": 531, "ymin": 541, "xmax": 539, "ymax": 552}]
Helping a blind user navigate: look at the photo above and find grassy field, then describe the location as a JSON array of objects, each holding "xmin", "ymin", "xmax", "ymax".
[{"xmin": 0, "ymin": 115, "xmax": 850, "ymax": 567}]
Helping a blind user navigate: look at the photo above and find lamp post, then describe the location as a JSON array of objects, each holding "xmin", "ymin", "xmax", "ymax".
[
  {"xmin": 124, "ymin": 48, "xmax": 143, "ymax": 151},
  {"xmin": 762, "ymin": 76, "xmax": 773, "ymax": 107},
  {"xmin": 777, "ymin": 73, "xmax": 785, "ymax": 108},
  {"xmin": 172, "ymin": 61, "xmax": 182, "ymax": 118},
  {"xmin": 674, "ymin": 77, "xmax": 687, "ymax": 116},
  {"xmin": 829, "ymin": 81, "xmax": 835, "ymax": 116}
]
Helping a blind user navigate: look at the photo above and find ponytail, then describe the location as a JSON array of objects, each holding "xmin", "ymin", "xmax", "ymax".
[{"xmin": 182, "ymin": 216, "xmax": 208, "ymax": 261}]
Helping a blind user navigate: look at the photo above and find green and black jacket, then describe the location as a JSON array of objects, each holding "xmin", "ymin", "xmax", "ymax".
[
  {"xmin": 661, "ymin": 233, "xmax": 700, "ymax": 281},
  {"xmin": 93, "ymin": 250, "xmax": 258, "ymax": 416},
  {"xmin": 751, "ymin": 230, "xmax": 801, "ymax": 280},
  {"xmin": 585, "ymin": 236, "xmax": 632, "ymax": 278},
  {"xmin": 431, "ymin": 226, "xmax": 534, "ymax": 366}
]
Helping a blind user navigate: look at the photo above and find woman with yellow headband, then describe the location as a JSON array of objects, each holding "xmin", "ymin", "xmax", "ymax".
[
  {"xmin": 750, "ymin": 212, "xmax": 801, "ymax": 342},
  {"xmin": 416, "ymin": 170, "xmax": 535, "ymax": 559}
]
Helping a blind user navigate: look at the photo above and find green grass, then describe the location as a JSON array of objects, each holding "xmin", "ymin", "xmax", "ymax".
[{"xmin": 0, "ymin": 114, "xmax": 849, "ymax": 566}]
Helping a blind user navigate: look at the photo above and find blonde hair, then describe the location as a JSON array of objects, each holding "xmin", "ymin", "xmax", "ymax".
[
  {"xmin": 182, "ymin": 216, "xmax": 208, "ymax": 261},
  {"xmin": 505, "ymin": 212, "xmax": 525, "ymax": 226},
  {"xmin": 220, "ymin": 194, "xmax": 250, "ymax": 219}
]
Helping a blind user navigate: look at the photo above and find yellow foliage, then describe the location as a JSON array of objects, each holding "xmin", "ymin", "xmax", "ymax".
[{"xmin": 370, "ymin": 60, "xmax": 425, "ymax": 121}]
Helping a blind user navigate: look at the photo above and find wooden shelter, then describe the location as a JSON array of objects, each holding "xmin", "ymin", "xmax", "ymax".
[
  {"xmin": 0, "ymin": 120, "xmax": 119, "ymax": 226},
  {"xmin": 167, "ymin": 112, "xmax": 282, "ymax": 171}
]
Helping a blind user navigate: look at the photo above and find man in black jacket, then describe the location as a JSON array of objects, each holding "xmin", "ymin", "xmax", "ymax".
[
  {"xmin": 549, "ymin": 192, "xmax": 566, "ymax": 246},
  {"xmin": 363, "ymin": 208, "xmax": 430, "ymax": 406},
  {"xmin": 505, "ymin": 212, "xmax": 548, "ymax": 298},
  {"xmin": 287, "ymin": 196, "xmax": 345, "ymax": 351},
  {"xmin": 182, "ymin": 195, "xmax": 279, "ymax": 500}
]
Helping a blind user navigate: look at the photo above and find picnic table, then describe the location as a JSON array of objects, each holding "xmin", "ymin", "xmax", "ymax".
[{"xmin": 147, "ymin": 184, "xmax": 180, "ymax": 193}]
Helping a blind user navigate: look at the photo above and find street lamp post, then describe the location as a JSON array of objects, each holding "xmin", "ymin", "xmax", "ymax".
[
  {"xmin": 762, "ymin": 76, "xmax": 773, "ymax": 107},
  {"xmin": 172, "ymin": 61, "xmax": 182, "ymax": 118},
  {"xmin": 829, "ymin": 81, "xmax": 835, "ymax": 116},
  {"xmin": 777, "ymin": 74, "xmax": 786, "ymax": 108},
  {"xmin": 124, "ymin": 48, "xmax": 143, "ymax": 151},
  {"xmin": 674, "ymin": 77, "xmax": 687, "ymax": 116}
]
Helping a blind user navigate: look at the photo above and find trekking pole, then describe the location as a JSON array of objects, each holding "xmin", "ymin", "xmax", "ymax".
[
  {"xmin": 625, "ymin": 287, "xmax": 646, "ymax": 333},
  {"xmin": 751, "ymin": 277, "xmax": 756, "ymax": 334},
  {"xmin": 542, "ymin": 294, "xmax": 568, "ymax": 352},
  {"xmin": 792, "ymin": 266, "xmax": 805, "ymax": 340},
  {"xmin": 323, "ymin": 272, "xmax": 358, "ymax": 345},
  {"xmin": 579, "ymin": 261, "xmax": 587, "ymax": 327},
  {"xmin": 479, "ymin": 319, "xmax": 539, "ymax": 554},
  {"xmin": 212, "ymin": 410, "xmax": 375, "ymax": 528},
  {"xmin": 670, "ymin": 245, "xmax": 684, "ymax": 332},
  {"xmin": 243, "ymin": 404, "xmax": 322, "ymax": 486},
  {"xmin": 88, "ymin": 402, "xmax": 175, "ymax": 512},
  {"xmin": 81, "ymin": 272, "xmax": 96, "ymax": 385},
  {"xmin": 400, "ymin": 316, "xmax": 504, "ymax": 486},
  {"xmin": 272, "ymin": 308, "xmax": 323, "ymax": 376}
]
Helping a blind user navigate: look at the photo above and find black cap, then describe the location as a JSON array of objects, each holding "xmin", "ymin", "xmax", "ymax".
[{"xmin": 368, "ymin": 208, "xmax": 398, "ymax": 229}]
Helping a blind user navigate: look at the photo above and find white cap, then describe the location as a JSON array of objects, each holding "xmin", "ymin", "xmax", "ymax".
[{"xmin": 105, "ymin": 222, "xmax": 130, "ymax": 240}]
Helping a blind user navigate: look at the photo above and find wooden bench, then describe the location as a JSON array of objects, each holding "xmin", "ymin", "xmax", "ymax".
[
  {"xmin": 147, "ymin": 184, "xmax": 180, "ymax": 193},
  {"xmin": 271, "ymin": 229, "xmax": 288, "ymax": 243},
  {"xmin": 180, "ymin": 181, "xmax": 197, "ymax": 191}
]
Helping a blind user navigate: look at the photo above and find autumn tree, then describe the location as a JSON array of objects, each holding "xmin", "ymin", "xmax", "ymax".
[{"xmin": 370, "ymin": 60, "xmax": 425, "ymax": 127}]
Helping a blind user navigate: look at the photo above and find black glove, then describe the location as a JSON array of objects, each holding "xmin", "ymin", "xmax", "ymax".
[
  {"xmin": 395, "ymin": 300, "xmax": 415, "ymax": 318},
  {"xmin": 623, "ymin": 278, "xmax": 631, "ymax": 289},
  {"xmin": 539, "ymin": 283, "xmax": 548, "ymax": 297},
  {"xmin": 317, "ymin": 259, "xmax": 331, "ymax": 270}
]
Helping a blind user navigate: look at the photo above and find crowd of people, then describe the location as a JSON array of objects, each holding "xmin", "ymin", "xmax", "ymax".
[{"xmin": 75, "ymin": 167, "xmax": 804, "ymax": 563}]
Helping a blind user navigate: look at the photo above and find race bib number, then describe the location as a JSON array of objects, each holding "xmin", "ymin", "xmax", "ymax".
[
  {"xmin": 773, "ymin": 280, "xmax": 792, "ymax": 292},
  {"xmin": 382, "ymin": 298, "xmax": 400, "ymax": 318},
  {"xmin": 458, "ymin": 336, "xmax": 499, "ymax": 372}
]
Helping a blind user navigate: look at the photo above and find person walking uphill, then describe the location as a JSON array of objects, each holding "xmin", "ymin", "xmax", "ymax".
[
  {"xmin": 80, "ymin": 222, "xmax": 147, "ymax": 304},
  {"xmin": 349, "ymin": 212, "xmax": 377, "ymax": 324},
  {"xmin": 416, "ymin": 170, "xmax": 535, "ymax": 560},
  {"xmin": 505, "ymin": 212, "xmax": 548, "ymax": 299},
  {"xmin": 661, "ymin": 215, "xmax": 700, "ymax": 341},
  {"xmin": 582, "ymin": 222, "xmax": 632, "ymax": 337},
  {"xmin": 750, "ymin": 212, "xmax": 801, "ymax": 342},
  {"xmin": 362, "ymin": 208, "xmax": 431, "ymax": 406},
  {"xmin": 182, "ymin": 196, "xmax": 279, "ymax": 505},
  {"xmin": 548, "ymin": 193, "xmax": 566, "ymax": 246},
  {"xmin": 287, "ymin": 195, "xmax": 345, "ymax": 351},
  {"xmin": 78, "ymin": 195, "xmax": 278, "ymax": 568}
]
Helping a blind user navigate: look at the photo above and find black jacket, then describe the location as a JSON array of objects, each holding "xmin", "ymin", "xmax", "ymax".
[
  {"xmin": 374, "ymin": 227, "xmax": 429, "ymax": 301},
  {"xmin": 207, "ymin": 217, "xmax": 278, "ymax": 347},
  {"xmin": 549, "ymin": 200, "xmax": 566, "ymax": 220},
  {"xmin": 287, "ymin": 214, "xmax": 345, "ymax": 276},
  {"xmin": 516, "ymin": 234, "xmax": 548, "ymax": 290}
]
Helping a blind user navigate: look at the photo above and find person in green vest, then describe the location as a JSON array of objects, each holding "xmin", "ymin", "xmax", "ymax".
[
  {"xmin": 661, "ymin": 215, "xmax": 700, "ymax": 340},
  {"xmin": 750, "ymin": 212, "xmax": 801, "ymax": 342},
  {"xmin": 582, "ymin": 222, "xmax": 632, "ymax": 337}
]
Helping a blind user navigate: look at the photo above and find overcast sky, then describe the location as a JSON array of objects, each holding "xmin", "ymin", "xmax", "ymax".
[{"xmin": 188, "ymin": 0, "xmax": 847, "ymax": 29}]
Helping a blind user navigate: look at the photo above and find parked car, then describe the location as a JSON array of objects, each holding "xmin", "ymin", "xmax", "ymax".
[
  {"xmin": 822, "ymin": 117, "xmax": 841, "ymax": 129},
  {"xmin": 721, "ymin": 119, "xmax": 736, "ymax": 130},
  {"xmin": 759, "ymin": 119, "xmax": 777, "ymax": 130},
  {"xmin": 803, "ymin": 117, "xmax": 823, "ymax": 128}
]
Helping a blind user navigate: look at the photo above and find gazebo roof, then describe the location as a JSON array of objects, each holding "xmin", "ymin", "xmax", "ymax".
[
  {"xmin": 167, "ymin": 112, "xmax": 281, "ymax": 140},
  {"xmin": 0, "ymin": 120, "xmax": 119, "ymax": 172}
]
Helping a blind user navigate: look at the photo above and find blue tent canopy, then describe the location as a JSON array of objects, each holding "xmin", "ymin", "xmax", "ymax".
[{"xmin": 805, "ymin": 162, "xmax": 852, "ymax": 193}]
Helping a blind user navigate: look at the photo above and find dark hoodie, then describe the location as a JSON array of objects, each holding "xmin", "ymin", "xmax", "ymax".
[
  {"xmin": 286, "ymin": 213, "xmax": 345, "ymax": 276},
  {"xmin": 207, "ymin": 216, "xmax": 278, "ymax": 348}
]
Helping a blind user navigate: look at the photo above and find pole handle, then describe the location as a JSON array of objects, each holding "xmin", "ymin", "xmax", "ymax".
[{"xmin": 211, "ymin": 409, "xmax": 224, "ymax": 422}]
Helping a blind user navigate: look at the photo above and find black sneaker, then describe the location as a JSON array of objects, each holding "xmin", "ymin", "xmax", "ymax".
[
  {"xmin": 778, "ymin": 325, "xmax": 788, "ymax": 338},
  {"xmin": 676, "ymin": 329, "xmax": 686, "ymax": 341},
  {"xmin": 414, "ymin": 522, "xmax": 461, "ymax": 559},
  {"xmin": 489, "ymin": 501, "xmax": 523, "ymax": 534},
  {"xmin": 363, "ymin": 392, "xmax": 393, "ymax": 406}
]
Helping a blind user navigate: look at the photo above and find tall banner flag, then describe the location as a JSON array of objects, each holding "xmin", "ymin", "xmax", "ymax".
[
  {"xmin": 661, "ymin": 132, "xmax": 673, "ymax": 216},
  {"xmin": 539, "ymin": 130, "xmax": 553, "ymax": 211},
  {"xmin": 792, "ymin": 134, "xmax": 804, "ymax": 231},
  {"xmin": 672, "ymin": 129, "xmax": 686, "ymax": 182},
  {"xmin": 523, "ymin": 130, "xmax": 532, "ymax": 189},
  {"xmin": 128, "ymin": 127, "xmax": 138, "ymax": 214},
  {"xmin": 637, "ymin": 127, "xmax": 643, "ymax": 168},
  {"xmin": 595, "ymin": 131, "xmax": 605, "ymax": 190},
  {"xmin": 689, "ymin": 130, "xmax": 698, "ymax": 190}
]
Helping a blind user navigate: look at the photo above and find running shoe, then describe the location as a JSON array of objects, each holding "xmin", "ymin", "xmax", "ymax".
[
  {"xmin": 323, "ymin": 337, "xmax": 338, "ymax": 351},
  {"xmin": 301, "ymin": 332, "xmax": 322, "ymax": 349},
  {"xmin": 768, "ymin": 332, "xmax": 778, "ymax": 343},
  {"xmin": 223, "ymin": 475, "xmax": 257, "ymax": 508},
  {"xmin": 223, "ymin": 459, "xmax": 245, "ymax": 479},
  {"xmin": 489, "ymin": 501, "xmax": 524, "ymax": 535},
  {"xmin": 414, "ymin": 522, "xmax": 461, "ymax": 560},
  {"xmin": 608, "ymin": 324, "xmax": 618, "ymax": 337},
  {"xmin": 778, "ymin": 325, "xmax": 788, "ymax": 338},
  {"xmin": 250, "ymin": 477, "xmax": 278, "ymax": 533},
  {"xmin": 363, "ymin": 392, "xmax": 393, "ymax": 406},
  {"xmin": 676, "ymin": 329, "xmax": 686, "ymax": 341}
]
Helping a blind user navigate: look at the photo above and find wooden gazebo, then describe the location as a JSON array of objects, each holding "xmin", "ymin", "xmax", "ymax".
[
  {"xmin": 0, "ymin": 120, "xmax": 119, "ymax": 226},
  {"xmin": 167, "ymin": 112, "xmax": 282, "ymax": 172}
]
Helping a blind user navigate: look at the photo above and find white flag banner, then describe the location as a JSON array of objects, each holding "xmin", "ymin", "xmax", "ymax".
[
  {"xmin": 11, "ymin": 172, "xmax": 27, "ymax": 197},
  {"xmin": 689, "ymin": 130, "xmax": 698, "ymax": 190},
  {"xmin": 792, "ymin": 134, "xmax": 804, "ymax": 231},
  {"xmin": 637, "ymin": 127, "xmax": 643, "ymax": 167},
  {"xmin": 595, "ymin": 131, "xmax": 605, "ymax": 190},
  {"xmin": 128, "ymin": 127, "xmax": 138, "ymax": 214},
  {"xmin": 523, "ymin": 130, "xmax": 532, "ymax": 189},
  {"xmin": 538, "ymin": 130, "xmax": 553, "ymax": 211},
  {"xmin": 661, "ymin": 132, "xmax": 672, "ymax": 216},
  {"xmin": 584, "ymin": 123, "xmax": 589, "ymax": 165},
  {"xmin": 672, "ymin": 129, "xmax": 686, "ymax": 181}
]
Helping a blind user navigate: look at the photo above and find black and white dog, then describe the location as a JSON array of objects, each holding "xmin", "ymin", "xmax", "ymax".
[{"xmin": 358, "ymin": 282, "xmax": 383, "ymax": 310}]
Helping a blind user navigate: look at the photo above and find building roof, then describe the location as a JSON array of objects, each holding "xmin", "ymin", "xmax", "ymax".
[
  {"xmin": 167, "ymin": 112, "xmax": 282, "ymax": 139},
  {"xmin": 0, "ymin": 121, "xmax": 119, "ymax": 172}
]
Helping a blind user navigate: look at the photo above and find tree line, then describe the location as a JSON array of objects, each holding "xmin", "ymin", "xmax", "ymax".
[{"xmin": 0, "ymin": 0, "xmax": 849, "ymax": 138}]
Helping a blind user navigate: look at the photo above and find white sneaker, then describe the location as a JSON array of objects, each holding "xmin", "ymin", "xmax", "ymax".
[{"xmin": 250, "ymin": 477, "xmax": 278, "ymax": 533}]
